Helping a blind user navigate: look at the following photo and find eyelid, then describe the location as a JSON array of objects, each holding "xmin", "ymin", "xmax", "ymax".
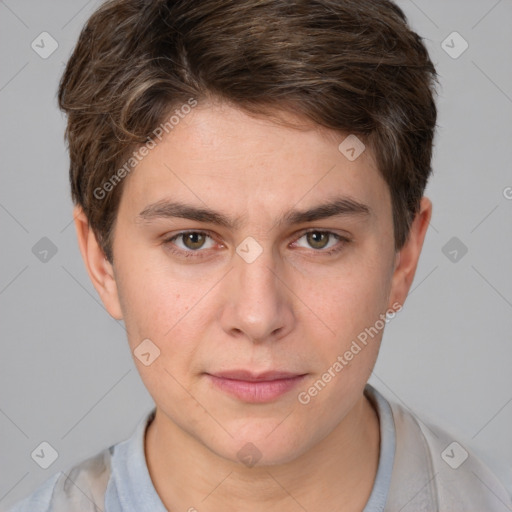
[
  {"xmin": 163, "ymin": 230, "xmax": 220, "ymax": 248},
  {"xmin": 294, "ymin": 227, "xmax": 351, "ymax": 240}
]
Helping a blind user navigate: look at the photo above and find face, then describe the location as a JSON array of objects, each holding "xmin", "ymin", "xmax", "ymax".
[{"xmin": 77, "ymin": 100, "xmax": 430, "ymax": 466}]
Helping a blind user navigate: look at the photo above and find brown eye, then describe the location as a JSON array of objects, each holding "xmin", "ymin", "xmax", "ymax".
[
  {"xmin": 306, "ymin": 231, "xmax": 330, "ymax": 250},
  {"xmin": 164, "ymin": 231, "xmax": 216, "ymax": 256},
  {"xmin": 181, "ymin": 232, "xmax": 207, "ymax": 250},
  {"xmin": 293, "ymin": 230, "xmax": 349, "ymax": 256}
]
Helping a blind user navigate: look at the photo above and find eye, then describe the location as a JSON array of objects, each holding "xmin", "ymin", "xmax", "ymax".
[
  {"xmin": 164, "ymin": 231, "xmax": 217, "ymax": 256},
  {"xmin": 293, "ymin": 230, "xmax": 349, "ymax": 255}
]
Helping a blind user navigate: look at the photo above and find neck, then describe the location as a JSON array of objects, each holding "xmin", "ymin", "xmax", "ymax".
[{"xmin": 145, "ymin": 393, "xmax": 380, "ymax": 512}]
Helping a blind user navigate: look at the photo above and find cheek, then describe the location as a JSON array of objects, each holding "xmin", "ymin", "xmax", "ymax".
[
  {"xmin": 114, "ymin": 255, "xmax": 193, "ymax": 350},
  {"xmin": 114, "ymin": 256, "xmax": 221, "ymax": 390},
  {"xmin": 115, "ymin": 266, "xmax": 203, "ymax": 404},
  {"xmin": 302, "ymin": 255, "xmax": 393, "ymax": 341},
  {"xmin": 295, "ymin": 257, "xmax": 393, "ymax": 403},
  {"xmin": 293, "ymin": 260, "xmax": 392, "ymax": 423}
]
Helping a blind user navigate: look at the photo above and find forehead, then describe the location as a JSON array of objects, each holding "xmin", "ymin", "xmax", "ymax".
[{"xmin": 118, "ymin": 101, "xmax": 390, "ymax": 225}]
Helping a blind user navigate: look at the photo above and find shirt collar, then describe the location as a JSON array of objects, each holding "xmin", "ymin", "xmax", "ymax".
[{"xmin": 362, "ymin": 383, "xmax": 397, "ymax": 511}]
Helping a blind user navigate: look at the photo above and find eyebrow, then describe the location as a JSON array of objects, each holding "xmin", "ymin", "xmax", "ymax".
[{"xmin": 136, "ymin": 196, "xmax": 371, "ymax": 230}]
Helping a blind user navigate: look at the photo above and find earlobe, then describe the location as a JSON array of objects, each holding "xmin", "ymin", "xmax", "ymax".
[
  {"xmin": 73, "ymin": 206, "xmax": 123, "ymax": 320},
  {"xmin": 388, "ymin": 197, "xmax": 432, "ymax": 309}
]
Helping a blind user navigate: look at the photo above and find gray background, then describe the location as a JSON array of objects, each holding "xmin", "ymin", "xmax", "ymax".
[{"xmin": 1, "ymin": 0, "xmax": 511, "ymax": 508}]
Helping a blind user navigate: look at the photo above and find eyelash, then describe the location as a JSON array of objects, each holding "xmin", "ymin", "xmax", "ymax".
[{"xmin": 162, "ymin": 229, "xmax": 351, "ymax": 259}]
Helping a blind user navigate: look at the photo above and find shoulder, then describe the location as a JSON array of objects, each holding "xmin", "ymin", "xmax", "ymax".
[
  {"xmin": 5, "ymin": 447, "xmax": 112, "ymax": 512},
  {"xmin": 386, "ymin": 397, "xmax": 512, "ymax": 512}
]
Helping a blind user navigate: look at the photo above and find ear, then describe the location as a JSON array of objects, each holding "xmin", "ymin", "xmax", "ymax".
[
  {"xmin": 388, "ymin": 197, "xmax": 432, "ymax": 309},
  {"xmin": 73, "ymin": 205, "xmax": 123, "ymax": 320}
]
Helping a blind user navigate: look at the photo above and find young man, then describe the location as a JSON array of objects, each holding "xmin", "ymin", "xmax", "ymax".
[{"xmin": 8, "ymin": 0, "xmax": 511, "ymax": 511}]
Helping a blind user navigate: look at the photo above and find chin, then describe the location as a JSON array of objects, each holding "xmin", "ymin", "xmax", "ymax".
[{"xmin": 209, "ymin": 425, "xmax": 313, "ymax": 468}]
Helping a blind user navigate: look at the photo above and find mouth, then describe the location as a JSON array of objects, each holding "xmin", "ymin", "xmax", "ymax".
[{"xmin": 205, "ymin": 370, "xmax": 308, "ymax": 403}]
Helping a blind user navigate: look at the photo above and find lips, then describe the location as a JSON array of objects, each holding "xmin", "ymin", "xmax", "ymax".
[
  {"xmin": 206, "ymin": 369, "xmax": 307, "ymax": 403},
  {"xmin": 210, "ymin": 369, "xmax": 305, "ymax": 382}
]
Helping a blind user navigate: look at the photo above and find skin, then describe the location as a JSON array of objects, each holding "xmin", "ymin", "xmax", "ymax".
[{"xmin": 74, "ymin": 100, "xmax": 431, "ymax": 511}]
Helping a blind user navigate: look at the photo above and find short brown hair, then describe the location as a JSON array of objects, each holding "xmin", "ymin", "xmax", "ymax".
[{"xmin": 58, "ymin": 0, "xmax": 438, "ymax": 262}]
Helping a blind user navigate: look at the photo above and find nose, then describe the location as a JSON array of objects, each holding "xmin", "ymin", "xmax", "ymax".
[{"xmin": 219, "ymin": 243, "xmax": 295, "ymax": 343}]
